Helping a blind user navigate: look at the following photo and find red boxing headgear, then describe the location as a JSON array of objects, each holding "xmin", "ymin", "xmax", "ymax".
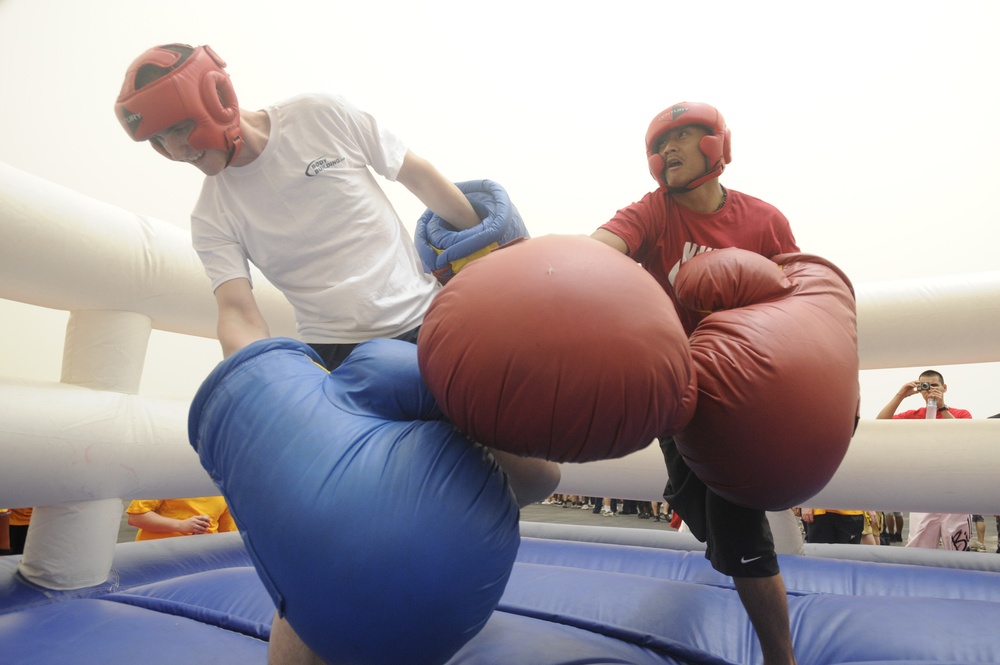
[
  {"xmin": 645, "ymin": 102, "xmax": 732, "ymax": 191},
  {"xmin": 114, "ymin": 44, "xmax": 243, "ymax": 164}
]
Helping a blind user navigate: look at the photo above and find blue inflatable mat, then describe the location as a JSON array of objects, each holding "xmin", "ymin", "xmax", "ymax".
[
  {"xmin": 2, "ymin": 528, "xmax": 999, "ymax": 664},
  {"xmin": 0, "ymin": 533, "xmax": 271, "ymax": 665}
]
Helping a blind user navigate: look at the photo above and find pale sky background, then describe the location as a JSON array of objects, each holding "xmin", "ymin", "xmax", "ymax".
[{"xmin": 1, "ymin": 0, "xmax": 999, "ymax": 417}]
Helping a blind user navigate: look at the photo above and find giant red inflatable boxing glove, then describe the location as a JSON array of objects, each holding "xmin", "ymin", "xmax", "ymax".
[
  {"xmin": 673, "ymin": 248, "xmax": 859, "ymax": 510},
  {"xmin": 418, "ymin": 235, "xmax": 698, "ymax": 463}
]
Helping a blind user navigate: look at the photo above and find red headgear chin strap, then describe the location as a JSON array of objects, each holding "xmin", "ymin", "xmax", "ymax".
[
  {"xmin": 645, "ymin": 102, "xmax": 732, "ymax": 191},
  {"xmin": 115, "ymin": 44, "xmax": 243, "ymax": 165}
]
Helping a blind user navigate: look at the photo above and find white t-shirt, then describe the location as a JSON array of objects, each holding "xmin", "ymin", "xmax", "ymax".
[{"xmin": 191, "ymin": 93, "xmax": 439, "ymax": 344}]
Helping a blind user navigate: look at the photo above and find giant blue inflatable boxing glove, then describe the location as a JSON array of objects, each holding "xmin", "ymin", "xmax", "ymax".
[{"xmin": 188, "ymin": 338, "xmax": 520, "ymax": 665}]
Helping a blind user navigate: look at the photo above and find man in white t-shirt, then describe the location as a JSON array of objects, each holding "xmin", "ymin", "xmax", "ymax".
[
  {"xmin": 116, "ymin": 43, "xmax": 559, "ymax": 665},
  {"xmin": 116, "ymin": 43, "xmax": 479, "ymax": 360}
]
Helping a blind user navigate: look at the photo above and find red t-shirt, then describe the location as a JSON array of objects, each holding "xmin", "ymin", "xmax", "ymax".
[
  {"xmin": 893, "ymin": 407, "xmax": 972, "ymax": 420},
  {"xmin": 601, "ymin": 188, "xmax": 799, "ymax": 335}
]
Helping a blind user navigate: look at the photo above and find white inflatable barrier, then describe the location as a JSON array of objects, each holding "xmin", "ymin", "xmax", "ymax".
[
  {"xmin": 0, "ymin": 161, "xmax": 295, "ymax": 337},
  {"xmin": 556, "ymin": 419, "xmax": 1000, "ymax": 515},
  {"xmin": 3, "ymin": 160, "xmax": 1000, "ymax": 588},
  {"xmin": 0, "ymin": 161, "xmax": 293, "ymax": 589},
  {"xmin": 857, "ymin": 271, "xmax": 1000, "ymax": 369},
  {"xmin": 0, "ymin": 376, "xmax": 215, "ymax": 508}
]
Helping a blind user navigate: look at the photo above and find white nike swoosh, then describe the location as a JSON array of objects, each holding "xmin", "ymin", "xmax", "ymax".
[{"xmin": 740, "ymin": 555, "xmax": 762, "ymax": 564}]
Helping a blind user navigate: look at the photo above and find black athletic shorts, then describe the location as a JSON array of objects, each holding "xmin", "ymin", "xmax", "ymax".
[
  {"xmin": 660, "ymin": 437, "xmax": 779, "ymax": 578},
  {"xmin": 308, "ymin": 326, "xmax": 421, "ymax": 371}
]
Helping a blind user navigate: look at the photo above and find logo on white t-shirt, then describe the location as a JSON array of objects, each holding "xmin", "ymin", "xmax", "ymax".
[{"xmin": 305, "ymin": 155, "xmax": 346, "ymax": 177}]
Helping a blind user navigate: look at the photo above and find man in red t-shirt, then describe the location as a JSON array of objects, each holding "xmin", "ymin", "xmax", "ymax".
[
  {"xmin": 876, "ymin": 369, "xmax": 972, "ymax": 421},
  {"xmin": 592, "ymin": 102, "xmax": 800, "ymax": 665},
  {"xmin": 876, "ymin": 369, "xmax": 973, "ymax": 550}
]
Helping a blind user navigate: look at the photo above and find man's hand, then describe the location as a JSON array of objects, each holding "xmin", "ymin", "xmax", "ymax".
[{"xmin": 180, "ymin": 515, "xmax": 212, "ymax": 535}]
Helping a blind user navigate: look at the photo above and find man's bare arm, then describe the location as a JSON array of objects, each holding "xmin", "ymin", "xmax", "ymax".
[
  {"xmin": 214, "ymin": 278, "xmax": 270, "ymax": 358},
  {"xmin": 396, "ymin": 150, "xmax": 480, "ymax": 231},
  {"xmin": 590, "ymin": 228, "xmax": 629, "ymax": 255}
]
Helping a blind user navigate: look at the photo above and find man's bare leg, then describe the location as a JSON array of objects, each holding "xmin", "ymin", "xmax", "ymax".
[
  {"xmin": 268, "ymin": 613, "xmax": 324, "ymax": 665},
  {"xmin": 734, "ymin": 574, "xmax": 797, "ymax": 665}
]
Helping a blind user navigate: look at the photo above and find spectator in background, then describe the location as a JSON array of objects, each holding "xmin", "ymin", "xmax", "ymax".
[
  {"xmin": 861, "ymin": 511, "xmax": 884, "ymax": 546},
  {"xmin": 984, "ymin": 412, "xmax": 1000, "ymax": 553},
  {"xmin": 877, "ymin": 370, "xmax": 973, "ymax": 551},
  {"xmin": 0, "ymin": 508, "xmax": 10, "ymax": 556},
  {"xmin": 970, "ymin": 515, "xmax": 987, "ymax": 552},
  {"xmin": 883, "ymin": 512, "xmax": 904, "ymax": 544},
  {"xmin": 875, "ymin": 370, "xmax": 970, "ymax": 421},
  {"xmin": 799, "ymin": 508, "xmax": 864, "ymax": 544},
  {"xmin": 5, "ymin": 508, "xmax": 32, "ymax": 555},
  {"xmin": 126, "ymin": 497, "xmax": 236, "ymax": 541}
]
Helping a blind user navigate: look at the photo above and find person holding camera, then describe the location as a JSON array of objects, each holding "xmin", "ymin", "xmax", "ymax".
[
  {"xmin": 876, "ymin": 370, "xmax": 970, "ymax": 421},
  {"xmin": 876, "ymin": 370, "xmax": 973, "ymax": 550}
]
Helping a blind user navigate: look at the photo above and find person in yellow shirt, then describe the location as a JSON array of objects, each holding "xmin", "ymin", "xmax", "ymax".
[
  {"xmin": 2, "ymin": 508, "xmax": 33, "ymax": 555},
  {"xmin": 0, "ymin": 508, "xmax": 11, "ymax": 555},
  {"xmin": 126, "ymin": 496, "xmax": 236, "ymax": 541},
  {"xmin": 799, "ymin": 508, "xmax": 865, "ymax": 544}
]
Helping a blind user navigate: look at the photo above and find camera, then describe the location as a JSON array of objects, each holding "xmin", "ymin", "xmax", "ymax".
[{"xmin": 918, "ymin": 381, "xmax": 931, "ymax": 391}]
